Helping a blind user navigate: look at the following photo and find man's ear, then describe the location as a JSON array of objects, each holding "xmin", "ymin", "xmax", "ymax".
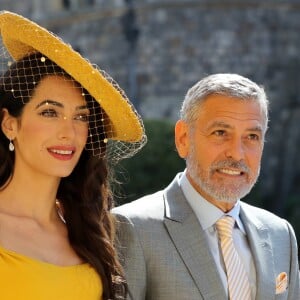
[
  {"xmin": 1, "ymin": 109, "xmax": 18, "ymax": 139},
  {"xmin": 175, "ymin": 120, "xmax": 190, "ymax": 159}
]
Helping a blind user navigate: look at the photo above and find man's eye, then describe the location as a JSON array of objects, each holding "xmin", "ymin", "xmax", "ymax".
[
  {"xmin": 213, "ymin": 130, "xmax": 226, "ymax": 136},
  {"xmin": 248, "ymin": 134, "xmax": 260, "ymax": 141},
  {"xmin": 39, "ymin": 109, "xmax": 57, "ymax": 117}
]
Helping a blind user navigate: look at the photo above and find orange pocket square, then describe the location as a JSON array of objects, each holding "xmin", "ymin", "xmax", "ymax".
[{"xmin": 275, "ymin": 272, "xmax": 288, "ymax": 294}]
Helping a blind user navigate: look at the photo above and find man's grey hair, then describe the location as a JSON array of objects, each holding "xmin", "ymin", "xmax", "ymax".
[{"xmin": 180, "ymin": 73, "xmax": 269, "ymax": 128}]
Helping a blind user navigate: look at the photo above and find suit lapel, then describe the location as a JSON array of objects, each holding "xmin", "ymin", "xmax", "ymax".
[
  {"xmin": 163, "ymin": 176, "xmax": 227, "ymax": 300},
  {"xmin": 240, "ymin": 203, "xmax": 275, "ymax": 300}
]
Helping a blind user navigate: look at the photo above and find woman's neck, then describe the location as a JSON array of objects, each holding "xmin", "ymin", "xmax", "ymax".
[{"xmin": 0, "ymin": 171, "xmax": 60, "ymax": 224}]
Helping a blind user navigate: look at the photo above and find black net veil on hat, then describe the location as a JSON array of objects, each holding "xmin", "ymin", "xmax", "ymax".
[{"xmin": 0, "ymin": 11, "xmax": 147, "ymax": 163}]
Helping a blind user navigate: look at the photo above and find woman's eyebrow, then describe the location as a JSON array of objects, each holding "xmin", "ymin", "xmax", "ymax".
[
  {"xmin": 76, "ymin": 105, "xmax": 89, "ymax": 111},
  {"xmin": 35, "ymin": 99, "xmax": 63, "ymax": 109},
  {"xmin": 35, "ymin": 100, "xmax": 88, "ymax": 111}
]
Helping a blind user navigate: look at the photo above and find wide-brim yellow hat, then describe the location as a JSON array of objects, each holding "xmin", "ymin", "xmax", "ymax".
[{"xmin": 0, "ymin": 10, "xmax": 144, "ymax": 143}]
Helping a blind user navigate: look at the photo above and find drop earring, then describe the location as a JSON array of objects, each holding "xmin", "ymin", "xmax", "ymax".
[{"xmin": 9, "ymin": 139, "xmax": 14, "ymax": 152}]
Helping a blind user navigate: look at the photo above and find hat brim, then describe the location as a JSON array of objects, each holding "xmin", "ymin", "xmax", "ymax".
[{"xmin": 0, "ymin": 11, "xmax": 144, "ymax": 142}]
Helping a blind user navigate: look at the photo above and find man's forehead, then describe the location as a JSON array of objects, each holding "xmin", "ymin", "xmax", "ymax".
[
  {"xmin": 205, "ymin": 119, "xmax": 264, "ymax": 132},
  {"xmin": 197, "ymin": 96, "xmax": 267, "ymax": 125}
]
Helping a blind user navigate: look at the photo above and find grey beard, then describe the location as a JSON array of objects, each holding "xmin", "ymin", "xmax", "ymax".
[{"xmin": 187, "ymin": 158, "xmax": 260, "ymax": 203}]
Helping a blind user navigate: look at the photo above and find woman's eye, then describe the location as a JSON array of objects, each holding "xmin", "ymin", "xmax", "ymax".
[
  {"xmin": 39, "ymin": 109, "xmax": 57, "ymax": 117},
  {"xmin": 74, "ymin": 113, "xmax": 89, "ymax": 122}
]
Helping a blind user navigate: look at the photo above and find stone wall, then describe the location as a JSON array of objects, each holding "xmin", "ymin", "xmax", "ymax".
[{"xmin": 1, "ymin": 0, "xmax": 300, "ymax": 214}]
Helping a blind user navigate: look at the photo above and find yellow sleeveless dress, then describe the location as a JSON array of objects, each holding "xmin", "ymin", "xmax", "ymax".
[{"xmin": 0, "ymin": 244, "xmax": 103, "ymax": 299}]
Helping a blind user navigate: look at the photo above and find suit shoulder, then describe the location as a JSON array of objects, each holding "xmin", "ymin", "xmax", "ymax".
[
  {"xmin": 241, "ymin": 202, "xmax": 292, "ymax": 231},
  {"xmin": 113, "ymin": 190, "xmax": 165, "ymax": 221}
]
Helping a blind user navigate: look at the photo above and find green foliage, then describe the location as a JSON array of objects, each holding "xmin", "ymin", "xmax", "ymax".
[{"xmin": 114, "ymin": 119, "xmax": 185, "ymax": 205}]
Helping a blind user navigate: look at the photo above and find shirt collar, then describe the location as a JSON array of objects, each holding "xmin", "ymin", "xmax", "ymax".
[{"xmin": 178, "ymin": 170, "xmax": 246, "ymax": 234}]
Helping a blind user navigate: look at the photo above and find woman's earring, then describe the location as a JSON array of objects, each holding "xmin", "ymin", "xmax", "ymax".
[{"xmin": 9, "ymin": 140, "xmax": 14, "ymax": 152}]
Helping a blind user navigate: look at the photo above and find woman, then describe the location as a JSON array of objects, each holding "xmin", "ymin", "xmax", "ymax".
[{"xmin": 0, "ymin": 11, "xmax": 146, "ymax": 300}]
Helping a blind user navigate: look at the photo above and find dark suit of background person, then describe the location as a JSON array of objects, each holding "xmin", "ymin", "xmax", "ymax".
[{"xmin": 114, "ymin": 74, "xmax": 300, "ymax": 300}]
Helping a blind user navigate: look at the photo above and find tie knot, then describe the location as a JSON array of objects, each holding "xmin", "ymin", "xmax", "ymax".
[{"xmin": 216, "ymin": 216, "xmax": 235, "ymax": 239}]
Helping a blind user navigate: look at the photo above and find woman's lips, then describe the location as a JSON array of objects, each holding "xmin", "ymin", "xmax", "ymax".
[{"xmin": 47, "ymin": 146, "xmax": 75, "ymax": 160}]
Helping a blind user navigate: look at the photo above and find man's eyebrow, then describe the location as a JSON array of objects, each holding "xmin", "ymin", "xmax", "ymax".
[
  {"xmin": 206, "ymin": 121, "xmax": 232, "ymax": 130},
  {"xmin": 247, "ymin": 125, "xmax": 263, "ymax": 132}
]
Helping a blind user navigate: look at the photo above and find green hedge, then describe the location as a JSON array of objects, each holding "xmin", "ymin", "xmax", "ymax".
[{"xmin": 113, "ymin": 119, "xmax": 185, "ymax": 205}]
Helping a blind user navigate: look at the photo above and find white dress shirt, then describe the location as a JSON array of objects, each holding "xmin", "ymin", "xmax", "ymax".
[{"xmin": 178, "ymin": 171, "xmax": 257, "ymax": 299}]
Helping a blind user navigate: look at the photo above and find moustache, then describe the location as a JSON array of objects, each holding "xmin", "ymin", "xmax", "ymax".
[{"xmin": 211, "ymin": 159, "xmax": 250, "ymax": 174}]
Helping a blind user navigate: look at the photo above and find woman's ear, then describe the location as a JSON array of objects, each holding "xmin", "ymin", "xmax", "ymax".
[
  {"xmin": 175, "ymin": 120, "xmax": 190, "ymax": 159},
  {"xmin": 1, "ymin": 109, "xmax": 18, "ymax": 139}
]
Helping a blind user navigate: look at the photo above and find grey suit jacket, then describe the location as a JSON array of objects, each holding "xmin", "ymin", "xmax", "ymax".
[{"xmin": 114, "ymin": 173, "xmax": 300, "ymax": 300}]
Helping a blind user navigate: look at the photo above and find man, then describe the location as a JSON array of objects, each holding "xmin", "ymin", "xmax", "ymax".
[{"xmin": 114, "ymin": 73, "xmax": 300, "ymax": 300}]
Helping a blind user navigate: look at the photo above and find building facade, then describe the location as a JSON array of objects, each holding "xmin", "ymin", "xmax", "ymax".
[{"xmin": 0, "ymin": 1, "xmax": 300, "ymax": 221}]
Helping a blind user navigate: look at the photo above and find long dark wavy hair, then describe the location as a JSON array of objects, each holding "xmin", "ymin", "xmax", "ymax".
[{"xmin": 0, "ymin": 52, "xmax": 126, "ymax": 299}]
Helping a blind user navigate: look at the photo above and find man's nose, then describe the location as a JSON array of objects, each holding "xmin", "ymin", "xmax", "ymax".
[{"xmin": 224, "ymin": 138, "xmax": 245, "ymax": 161}]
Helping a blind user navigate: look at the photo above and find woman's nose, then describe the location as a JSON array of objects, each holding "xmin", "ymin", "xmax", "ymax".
[{"xmin": 57, "ymin": 116, "xmax": 76, "ymax": 140}]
